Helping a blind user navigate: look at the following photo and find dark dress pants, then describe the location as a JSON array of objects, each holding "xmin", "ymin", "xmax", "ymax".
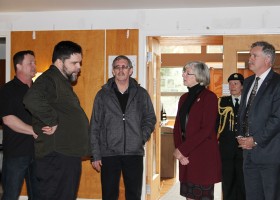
[
  {"xmin": 35, "ymin": 151, "xmax": 82, "ymax": 200},
  {"xmin": 222, "ymin": 157, "xmax": 245, "ymax": 200},
  {"xmin": 243, "ymin": 152, "xmax": 280, "ymax": 200},
  {"xmin": 101, "ymin": 155, "xmax": 143, "ymax": 200}
]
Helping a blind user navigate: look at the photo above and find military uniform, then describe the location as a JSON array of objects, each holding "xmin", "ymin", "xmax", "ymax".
[{"xmin": 217, "ymin": 73, "xmax": 245, "ymax": 200}]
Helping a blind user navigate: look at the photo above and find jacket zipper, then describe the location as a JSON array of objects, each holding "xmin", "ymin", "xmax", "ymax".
[{"xmin": 123, "ymin": 113, "xmax": 126, "ymax": 153}]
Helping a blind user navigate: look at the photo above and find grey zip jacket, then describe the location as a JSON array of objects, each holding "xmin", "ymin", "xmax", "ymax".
[{"xmin": 89, "ymin": 77, "xmax": 156, "ymax": 161}]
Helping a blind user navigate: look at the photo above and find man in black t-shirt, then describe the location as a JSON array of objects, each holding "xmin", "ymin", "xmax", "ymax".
[{"xmin": 0, "ymin": 50, "xmax": 39, "ymax": 200}]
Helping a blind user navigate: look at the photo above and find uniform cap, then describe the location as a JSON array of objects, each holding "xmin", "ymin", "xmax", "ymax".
[{"xmin": 228, "ymin": 73, "xmax": 244, "ymax": 84}]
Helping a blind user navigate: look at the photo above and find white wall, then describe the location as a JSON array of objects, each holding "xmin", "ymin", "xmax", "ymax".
[
  {"xmin": 0, "ymin": 31, "xmax": 10, "ymax": 82},
  {"xmin": 0, "ymin": 43, "xmax": 5, "ymax": 59},
  {"xmin": 1, "ymin": 6, "xmax": 280, "ymax": 33},
  {"xmin": 1, "ymin": 6, "xmax": 280, "ymax": 85}
]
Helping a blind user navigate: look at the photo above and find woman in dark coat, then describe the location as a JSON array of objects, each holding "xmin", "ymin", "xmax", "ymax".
[{"xmin": 173, "ymin": 61, "xmax": 221, "ymax": 200}]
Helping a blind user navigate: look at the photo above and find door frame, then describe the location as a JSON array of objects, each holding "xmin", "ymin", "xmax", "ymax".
[
  {"xmin": 0, "ymin": 31, "xmax": 11, "ymax": 83},
  {"xmin": 145, "ymin": 36, "xmax": 161, "ymax": 200}
]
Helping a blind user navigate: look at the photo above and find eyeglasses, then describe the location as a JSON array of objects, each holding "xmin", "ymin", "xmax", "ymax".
[
  {"xmin": 182, "ymin": 69, "xmax": 195, "ymax": 76},
  {"xmin": 113, "ymin": 65, "xmax": 130, "ymax": 71}
]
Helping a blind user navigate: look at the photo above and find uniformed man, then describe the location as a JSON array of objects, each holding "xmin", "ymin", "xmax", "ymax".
[{"xmin": 217, "ymin": 73, "xmax": 246, "ymax": 200}]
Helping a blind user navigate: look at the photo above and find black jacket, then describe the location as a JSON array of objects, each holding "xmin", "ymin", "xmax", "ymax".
[
  {"xmin": 24, "ymin": 65, "xmax": 90, "ymax": 158},
  {"xmin": 217, "ymin": 96, "xmax": 242, "ymax": 159}
]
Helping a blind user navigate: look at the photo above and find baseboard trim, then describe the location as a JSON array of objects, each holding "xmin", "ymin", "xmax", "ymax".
[{"xmin": 19, "ymin": 196, "xmax": 101, "ymax": 200}]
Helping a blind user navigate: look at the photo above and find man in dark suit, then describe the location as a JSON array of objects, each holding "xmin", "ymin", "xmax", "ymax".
[
  {"xmin": 217, "ymin": 73, "xmax": 245, "ymax": 200},
  {"xmin": 237, "ymin": 41, "xmax": 280, "ymax": 200}
]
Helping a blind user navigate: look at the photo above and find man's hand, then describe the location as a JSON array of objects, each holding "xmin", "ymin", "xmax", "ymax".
[
  {"xmin": 41, "ymin": 125, "xmax": 58, "ymax": 135},
  {"xmin": 237, "ymin": 136, "xmax": 256, "ymax": 149},
  {"xmin": 91, "ymin": 160, "xmax": 102, "ymax": 172},
  {"xmin": 32, "ymin": 133, "xmax": 38, "ymax": 139}
]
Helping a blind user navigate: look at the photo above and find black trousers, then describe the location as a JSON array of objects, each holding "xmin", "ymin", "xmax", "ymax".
[
  {"xmin": 221, "ymin": 157, "xmax": 245, "ymax": 200},
  {"xmin": 101, "ymin": 155, "xmax": 143, "ymax": 200},
  {"xmin": 35, "ymin": 151, "xmax": 81, "ymax": 200}
]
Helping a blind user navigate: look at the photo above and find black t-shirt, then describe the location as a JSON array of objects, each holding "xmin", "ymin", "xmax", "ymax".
[
  {"xmin": 0, "ymin": 76, "xmax": 34, "ymax": 157},
  {"xmin": 113, "ymin": 82, "xmax": 129, "ymax": 114}
]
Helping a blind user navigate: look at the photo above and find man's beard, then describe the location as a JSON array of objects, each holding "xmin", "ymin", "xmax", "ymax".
[
  {"xmin": 63, "ymin": 65, "xmax": 79, "ymax": 83},
  {"xmin": 67, "ymin": 73, "xmax": 78, "ymax": 83}
]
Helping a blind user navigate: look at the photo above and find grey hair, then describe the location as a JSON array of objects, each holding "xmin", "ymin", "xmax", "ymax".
[
  {"xmin": 112, "ymin": 55, "xmax": 133, "ymax": 68},
  {"xmin": 251, "ymin": 41, "xmax": 276, "ymax": 66},
  {"xmin": 184, "ymin": 61, "xmax": 210, "ymax": 86}
]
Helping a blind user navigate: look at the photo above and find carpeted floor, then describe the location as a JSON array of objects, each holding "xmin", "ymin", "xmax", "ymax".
[{"xmin": 160, "ymin": 181, "xmax": 222, "ymax": 200}]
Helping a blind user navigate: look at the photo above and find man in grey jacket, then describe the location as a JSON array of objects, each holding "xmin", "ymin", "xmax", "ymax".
[{"xmin": 89, "ymin": 55, "xmax": 156, "ymax": 200}]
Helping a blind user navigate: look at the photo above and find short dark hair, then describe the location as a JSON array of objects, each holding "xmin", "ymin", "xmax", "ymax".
[
  {"xmin": 251, "ymin": 41, "xmax": 276, "ymax": 66},
  {"xmin": 13, "ymin": 50, "xmax": 35, "ymax": 72},
  {"xmin": 52, "ymin": 41, "xmax": 82, "ymax": 63}
]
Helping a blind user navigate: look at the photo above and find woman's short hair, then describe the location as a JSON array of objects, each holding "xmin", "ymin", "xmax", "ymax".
[{"xmin": 184, "ymin": 61, "xmax": 210, "ymax": 86}]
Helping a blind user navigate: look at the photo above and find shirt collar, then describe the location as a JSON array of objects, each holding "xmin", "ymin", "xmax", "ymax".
[
  {"xmin": 258, "ymin": 67, "xmax": 271, "ymax": 81},
  {"xmin": 231, "ymin": 95, "xmax": 241, "ymax": 103}
]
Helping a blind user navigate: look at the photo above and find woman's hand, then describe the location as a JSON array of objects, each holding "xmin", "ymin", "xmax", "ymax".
[{"xmin": 173, "ymin": 148, "xmax": 189, "ymax": 165}]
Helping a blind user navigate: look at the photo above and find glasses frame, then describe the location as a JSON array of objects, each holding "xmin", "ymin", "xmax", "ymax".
[
  {"xmin": 182, "ymin": 69, "xmax": 195, "ymax": 76},
  {"xmin": 113, "ymin": 65, "xmax": 130, "ymax": 71}
]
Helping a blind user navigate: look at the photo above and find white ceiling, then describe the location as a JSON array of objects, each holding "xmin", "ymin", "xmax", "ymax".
[{"xmin": 0, "ymin": 0, "xmax": 280, "ymax": 12}]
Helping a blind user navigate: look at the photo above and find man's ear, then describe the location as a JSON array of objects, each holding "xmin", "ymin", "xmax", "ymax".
[
  {"xmin": 54, "ymin": 59, "xmax": 63, "ymax": 69},
  {"xmin": 265, "ymin": 55, "xmax": 272, "ymax": 66},
  {"xmin": 57, "ymin": 59, "xmax": 63, "ymax": 65},
  {"xmin": 129, "ymin": 68, "xmax": 133, "ymax": 77},
  {"xmin": 16, "ymin": 63, "xmax": 21, "ymax": 71}
]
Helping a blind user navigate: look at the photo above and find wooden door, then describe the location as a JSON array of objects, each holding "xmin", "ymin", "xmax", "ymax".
[
  {"xmin": 209, "ymin": 68, "xmax": 223, "ymax": 97},
  {"xmin": 0, "ymin": 59, "xmax": 5, "ymax": 87},
  {"xmin": 145, "ymin": 36, "xmax": 161, "ymax": 200}
]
